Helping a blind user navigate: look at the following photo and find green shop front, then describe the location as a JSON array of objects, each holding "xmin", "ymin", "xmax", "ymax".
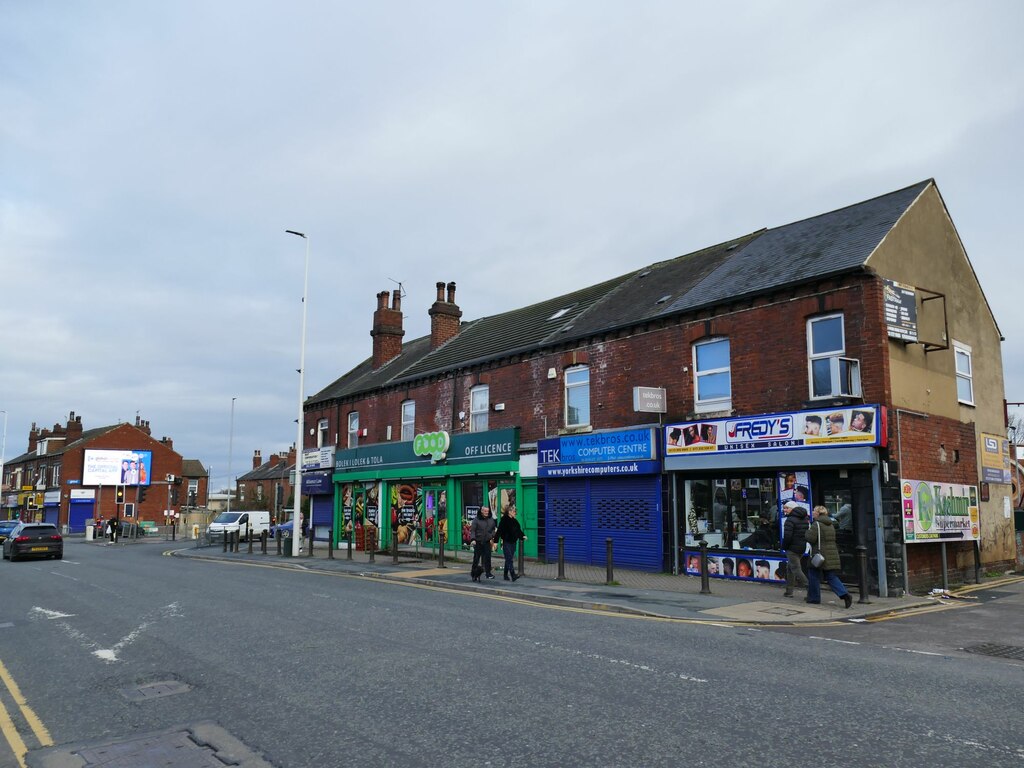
[{"xmin": 331, "ymin": 428, "xmax": 536, "ymax": 559}]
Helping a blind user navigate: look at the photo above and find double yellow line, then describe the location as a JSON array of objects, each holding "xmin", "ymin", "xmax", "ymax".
[{"xmin": 0, "ymin": 659, "xmax": 53, "ymax": 768}]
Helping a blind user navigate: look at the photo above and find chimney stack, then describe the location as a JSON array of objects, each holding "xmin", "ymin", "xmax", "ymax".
[
  {"xmin": 66, "ymin": 412, "xmax": 83, "ymax": 441},
  {"xmin": 371, "ymin": 288, "xmax": 405, "ymax": 369},
  {"xmin": 429, "ymin": 280, "xmax": 462, "ymax": 350},
  {"xmin": 253, "ymin": 449, "xmax": 262, "ymax": 470}
]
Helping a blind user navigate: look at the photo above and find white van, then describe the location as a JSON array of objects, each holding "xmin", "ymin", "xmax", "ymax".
[{"xmin": 207, "ymin": 510, "xmax": 270, "ymax": 542}]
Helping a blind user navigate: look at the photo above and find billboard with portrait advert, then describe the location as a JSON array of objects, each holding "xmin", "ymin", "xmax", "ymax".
[
  {"xmin": 82, "ymin": 449, "xmax": 153, "ymax": 486},
  {"xmin": 665, "ymin": 405, "xmax": 886, "ymax": 456}
]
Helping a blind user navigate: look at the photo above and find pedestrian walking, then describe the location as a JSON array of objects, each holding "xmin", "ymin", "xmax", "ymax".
[
  {"xmin": 780, "ymin": 500, "xmax": 810, "ymax": 598},
  {"xmin": 468, "ymin": 506, "xmax": 497, "ymax": 581},
  {"xmin": 108, "ymin": 516, "xmax": 120, "ymax": 545},
  {"xmin": 495, "ymin": 504, "xmax": 526, "ymax": 581},
  {"xmin": 805, "ymin": 505, "xmax": 853, "ymax": 608}
]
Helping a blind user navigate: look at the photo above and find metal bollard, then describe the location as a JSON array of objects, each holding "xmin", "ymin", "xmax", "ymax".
[
  {"xmin": 234, "ymin": 530, "xmax": 240, "ymax": 553},
  {"xmin": 328, "ymin": 529, "xmax": 334, "ymax": 560},
  {"xmin": 699, "ymin": 541, "xmax": 712, "ymax": 595},
  {"xmin": 308, "ymin": 530, "xmax": 314, "ymax": 558},
  {"xmin": 171, "ymin": 523, "xmax": 176, "ymax": 541},
  {"xmin": 276, "ymin": 530, "xmax": 282, "ymax": 555},
  {"xmin": 248, "ymin": 530, "xmax": 253, "ymax": 554},
  {"xmin": 438, "ymin": 531, "xmax": 446, "ymax": 569},
  {"xmin": 518, "ymin": 540, "xmax": 525, "ymax": 578},
  {"xmin": 261, "ymin": 530, "xmax": 268, "ymax": 555},
  {"xmin": 368, "ymin": 529, "xmax": 376, "ymax": 563},
  {"xmin": 223, "ymin": 533, "xmax": 228, "ymax": 553},
  {"xmin": 392, "ymin": 531, "xmax": 399, "ymax": 564},
  {"xmin": 347, "ymin": 531, "xmax": 353, "ymax": 560},
  {"xmin": 605, "ymin": 538, "xmax": 614, "ymax": 585},
  {"xmin": 557, "ymin": 536, "xmax": 566, "ymax": 581},
  {"xmin": 856, "ymin": 544, "xmax": 871, "ymax": 603}
]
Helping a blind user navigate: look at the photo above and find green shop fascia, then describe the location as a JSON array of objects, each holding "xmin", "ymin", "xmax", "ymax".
[{"xmin": 330, "ymin": 427, "xmax": 536, "ymax": 558}]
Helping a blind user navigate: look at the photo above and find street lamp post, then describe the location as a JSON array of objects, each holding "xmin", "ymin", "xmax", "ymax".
[
  {"xmin": 227, "ymin": 397, "xmax": 236, "ymax": 516},
  {"xmin": 286, "ymin": 229, "xmax": 310, "ymax": 558},
  {"xmin": 1, "ymin": 410, "xmax": 7, "ymax": 513}
]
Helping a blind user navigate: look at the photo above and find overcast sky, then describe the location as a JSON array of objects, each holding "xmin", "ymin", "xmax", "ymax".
[{"xmin": 2, "ymin": 1, "xmax": 1022, "ymax": 490}]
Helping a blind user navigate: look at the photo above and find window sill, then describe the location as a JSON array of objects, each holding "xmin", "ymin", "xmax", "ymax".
[{"xmin": 558, "ymin": 425, "xmax": 594, "ymax": 436}]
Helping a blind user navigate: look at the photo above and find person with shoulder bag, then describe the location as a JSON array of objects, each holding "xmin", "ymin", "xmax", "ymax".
[
  {"xmin": 495, "ymin": 504, "xmax": 527, "ymax": 582},
  {"xmin": 805, "ymin": 506, "xmax": 852, "ymax": 608}
]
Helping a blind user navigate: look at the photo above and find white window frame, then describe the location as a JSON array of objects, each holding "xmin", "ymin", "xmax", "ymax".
[
  {"xmin": 953, "ymin": 341, "xmax": 974, "ymax": 406},
  {"xmin": 564, "ymin": 365, "xmax": 591, "ymax": 428},
  {"xmin": 401, "ymin": 400, "xmax": 416, "ymax": 442},
  {"xmin": 807, "ymin": 314, "xmax": 861, "ymax": 399},
  {"xmin": 693, "ymin": 337, "xmax": 732, "ymax": 413},
  {"xmin": 317, "ymin": 418, "xmax": 329, "ymax": 448},
  {"xmin": 347, "ymin": 412, "xmax": 359, "ymax": 448},
  {"xmin": 470, "ymin": 386, "xmax": 489, "ymax": 433},
  {"xmin": 51, "ymin": 465, "xmax": 61, "ymax": 487}
]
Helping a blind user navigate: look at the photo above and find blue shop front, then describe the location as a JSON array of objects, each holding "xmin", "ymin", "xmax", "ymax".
[
  {"xmin": 301, "ymin": 447, "xmax": 335, "ymax": 542},
  {"xmin": 538, "ymin": 427, "xmax": 664, "ymax": 572}
]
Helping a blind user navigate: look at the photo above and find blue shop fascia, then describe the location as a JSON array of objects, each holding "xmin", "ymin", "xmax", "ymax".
[{"xmin": 537, "ymin": 425, "xmax": 666, "ymax": 572}]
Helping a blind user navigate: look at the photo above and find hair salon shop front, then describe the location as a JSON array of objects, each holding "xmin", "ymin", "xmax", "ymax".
[
  {"xmin": 664, "ymin": 405, "xmax": 890, "ymax": 594},
  {"xmin": 329, "ymin": 428, "xmax": 537, "ymax": 559}
]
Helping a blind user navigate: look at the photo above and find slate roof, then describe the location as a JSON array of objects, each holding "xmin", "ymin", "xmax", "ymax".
[
  {"xmin": 307, "ymin": 180, "xmax": 932, "ymax": 406},
  {"xmin": 4, "ymin": 425, "xmax": 119, "ymax": 465},
  {"xmin": 182, "ymin": 459, "xmax": 208, "ymax": 477},
  {"xmin": 238, "ymin": 460, "xmax": 293, "ymax": 483}
]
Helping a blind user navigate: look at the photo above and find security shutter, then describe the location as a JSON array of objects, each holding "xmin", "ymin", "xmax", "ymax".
[
  {"xmin": 544, "ymin": 480, "xmax": 589, "ymax": 564},
  {"xmin": 590, "ymin": 477, "xmax": 662, "ymax": 571},
  {"xmin": 311, "ymin": 496, "xmax": 333, "ymax": 540},
  {"xmin": 68, "ymin": 500, "xmax": 94, "ymax": 533}
]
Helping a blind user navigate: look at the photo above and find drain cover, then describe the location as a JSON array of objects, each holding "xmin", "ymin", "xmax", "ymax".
[
  {"xmin": 962, "ymin": 643, "xmax": 1024, "ymax": 661},
  {"xmin": 120, "ymin": 680, "xmax": 192, "ymax": 702}
]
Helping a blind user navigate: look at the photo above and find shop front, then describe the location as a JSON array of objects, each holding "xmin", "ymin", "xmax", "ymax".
[
  {"xmin": 538, "ymin": 427, "xmax": 663, "ymax": 571},
  {"xmin": 665, "ymin": 405, "xmax": 889, "ymax": 594},
  {"xmin": 331, "ymin": 428, "xmax": 536, "ymax": 558},
  {"xmin": 301, "ymin": 447, "xmax": 336, "ymax": 542}
]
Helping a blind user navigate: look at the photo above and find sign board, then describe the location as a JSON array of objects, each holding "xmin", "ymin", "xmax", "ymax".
[
  {"xmin": 666, "ymin": 405, "xmax": 886, "ymax": 457},
  {"xmin": 883, "ymin": 279, "xmax": 918, "ymax": 342},
  {"xmin": 302, "ymin": 447, "xmax": 335, "ymax": 471},
  {"xmin": 335, "ymin": 429, "xmax": 518, "ymax": 473},
  {"xmin": 83, "ymin": 449, "xmax": 153, "ymax": 486},
  {"xmin": 901, "ymin": 479, "xmax": 979, "ymax": 543},
  {"xmin": 980, "ymin": 432, "xmax": 1011, "ymax": 484},
  {"xmin": 632, "ymin": 387, "xmax": 667, "ymax": 413},
  {"xmin": 538, "ymin": 428, "xmax": 659, "ymax": 478}
]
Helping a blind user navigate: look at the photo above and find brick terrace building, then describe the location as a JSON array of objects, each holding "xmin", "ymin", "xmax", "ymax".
[
  {"xmin": 301, "ymin": 180, "xmax": 1010, "ymax": 594},
  {"xmin": 1, "ymin": 412, "xmax": 208, "ymax": 532}
]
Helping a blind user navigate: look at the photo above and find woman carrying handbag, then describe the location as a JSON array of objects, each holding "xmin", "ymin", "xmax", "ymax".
[{"xmin": 805, "ymin": 506, "xmax": 853, "ymax": 608}]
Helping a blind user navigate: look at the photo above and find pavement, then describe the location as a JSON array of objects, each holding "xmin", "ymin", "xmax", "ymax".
[{"xmin": 95, "ymin": 534, "xmax": 1023, "ymax": 625}]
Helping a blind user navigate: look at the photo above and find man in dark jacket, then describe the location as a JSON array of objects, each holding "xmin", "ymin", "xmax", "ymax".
[
  {"xmin": 780, "ymin": 501, "xmax": 809, "ymax": 597},
  {"xmin": 495, "ymin": 506, "xmax": 526, "ymax": 581},
  {"xmin": 468, "ymin": 507, "xmax": 497, "ymax": 581}
]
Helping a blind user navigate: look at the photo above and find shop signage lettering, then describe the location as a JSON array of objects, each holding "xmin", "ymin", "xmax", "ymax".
[
  {"xmin": 462, "ymin": 441, "xmax": 512, "ymax": 457},
  {"xmin": 538, "ymin": 429, "xmax": 656, "ymax": 466},
  {"xmin": 666, "ymin": 405, "xmax": 886, "ymax": 458},
  {"xmin": 901, "ymin": 478, "xmax": 979, "ymax": 544},
  {"xmin": 413, "ymin": 431, "xmax": 450, "ymax": 463}
]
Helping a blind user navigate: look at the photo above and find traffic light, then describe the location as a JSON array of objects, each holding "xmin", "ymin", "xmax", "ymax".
[
  {"xmin": 115, "ymin": 486, "xmax": 125, "ymax": 504},
  {"xmin": 139, "ymin": 486, "xmax": 148, "ymax": 503},
  {"xmin": 171, "ymin": 487, "xmax": 179, "ymax": 505}
]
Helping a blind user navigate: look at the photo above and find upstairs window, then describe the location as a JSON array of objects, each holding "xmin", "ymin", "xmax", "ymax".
[
  {"xmin": 954, "ymin": 341, "xmax": 974, "ymax": 405},
  {"xmin": 347, "ymin": 412, "xmax": 359, "ymax": 448},
  {"xmin": 51, "ymin": 465, "xmax": 61, "ymax": 487},
  {"xmin": 808, "ymin": 314, "xmax": 861, "ymax": 398},
  {"xmin": 317, "ymin": 418, "xmax": 329, "ymax": 448},
  {"xmin": 401, "ymin": 400, "xmax": 416, "ymax": 442},
  {"xmin": 470, "ymin": 386, "xmax": 489, "ymax": 433},
  {"xmin": 565, "ymin": 365, "xmax": 591, "ymax": 428},
  {"xmin": 693, "ymin": 338, "xmax": 731, "ymax": 412}
]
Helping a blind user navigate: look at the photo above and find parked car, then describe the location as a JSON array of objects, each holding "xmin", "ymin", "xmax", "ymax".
[
  {"xmin": 269, "ymin": 520, "xmax": 293, "ymax": 539},
  {"xmin": 3, "ymin": 522, "xmax": 63, "ymax": 561},
  {"xmin": 0, "ymin": 519, "xmax": 19, "ymax": 545}
]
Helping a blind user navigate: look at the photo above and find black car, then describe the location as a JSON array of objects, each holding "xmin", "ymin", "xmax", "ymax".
[
  {"xmin": 0, "ymin": 519, "xmax": 18, "ymax": 545},
  {"xmin": 2, "ymin": 522, "xmax": 64, "ymax": 561}
]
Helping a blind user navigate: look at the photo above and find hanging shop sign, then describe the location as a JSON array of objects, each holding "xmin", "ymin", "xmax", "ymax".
[
  {"xmin": 979, "ymin": 432, "xmax": 1012, "ymax": 484},
  {"xmin": 665, "ymin": 405, "xmax": 886, "ymax": 456},
  {"xmin": 538, "ymin": 428, "xmax": 659, "ymax": 478},
  {"xmin": 882, "ymin": 279, "xmax": 918, "ymax": 342},
  {"xmin": 335, "ymin": 428, "xmax": 519, "ymax": 472},
  {"xmin": 901, "ymin": 479, "xmax": 980, "ymax": 543},
  {"xmin": 632, "ymin": 387, "xmax": 667, "ymax": 413},
  {"xmin": 299, "ymin": 470, "xmax": 332, "ymax": 495}
]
